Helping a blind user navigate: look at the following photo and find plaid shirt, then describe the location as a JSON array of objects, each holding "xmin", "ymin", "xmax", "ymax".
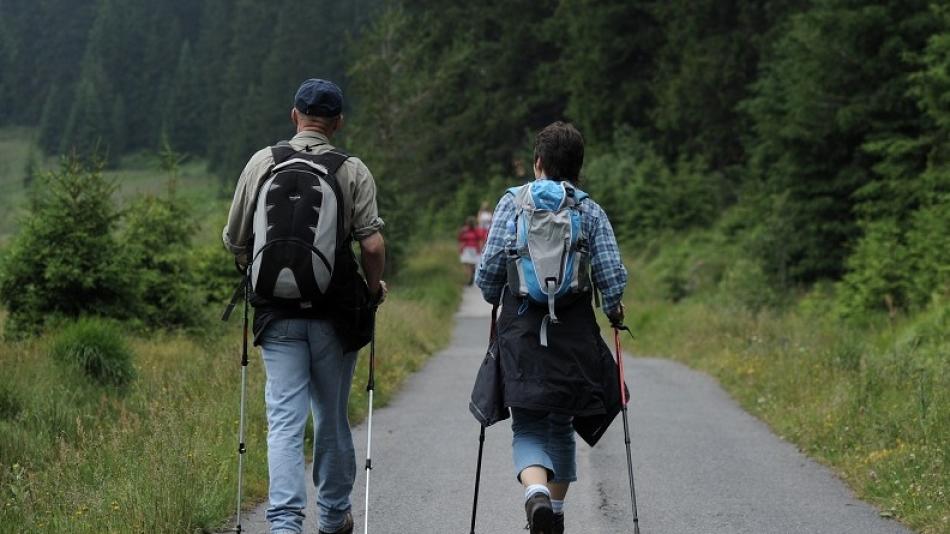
[{"xmin": 475, "ymin": 186, "xmax": 627, "ymax": 313}]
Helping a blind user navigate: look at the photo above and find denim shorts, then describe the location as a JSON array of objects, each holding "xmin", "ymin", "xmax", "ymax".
[{"xmin": 511, "ymin": 408, "xmax": 577, "ymax": 483}]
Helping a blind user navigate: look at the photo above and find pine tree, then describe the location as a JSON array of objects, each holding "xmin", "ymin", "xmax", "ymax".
[
  {"xmin": 0, "ymin": 17, "xmax": 14, "ymax": 124},
  {"xmin": 555, "ymin": 0, "xmax": 662, "ymax": 146},
  {"xmin": 60, "ymin": 58, "xmax": 115, "ymax": 163},
  {"xmin": 207, "ymin": 0, "xmax": 280, "ymax": 181},
  {"xmin": 161, "ymin": 41, "xmax": 205, "ymax": 153},
  {"xmin": 650, "ymin": 0, "xmax": 799, "ymax": 172},
  {"xmin": 191, "ymin": 0, "xmax": 233, "ymax": 157},
  {"xmin": 37, "ymin": 85, "xmax": 62, "ymax": 155}
]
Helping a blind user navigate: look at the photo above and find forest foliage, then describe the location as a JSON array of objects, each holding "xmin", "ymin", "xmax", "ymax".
[{"xmin": 0, "ymin": 0, "xmax": 947, "ymax": 313}]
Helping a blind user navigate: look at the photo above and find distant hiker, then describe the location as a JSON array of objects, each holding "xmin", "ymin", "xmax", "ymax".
[
  {"xmin": 477, "ymin": 200, "xmax": 493, "ymax": 229},
  {"xmin": 458, "ymin": 215, "xmax": 483, "ymax": 285},
  {"xmin": 223, "ymin": 78, "xmax": 386, "ymax": 534},
  {"xmin": 473, "ymin": 121, "xmax": 627, "ymax": 534}
]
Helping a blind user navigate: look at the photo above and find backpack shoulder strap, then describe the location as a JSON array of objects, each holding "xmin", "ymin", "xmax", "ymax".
[
  {"xmin": 311, "ymin": 150, "xmax": 350, "ymax": 176},
  {"xmin": 562, "ymin": 181, "xmax": 589, "ymax": 207},
  {"xmin": 270, "ymin": 142, "xmax": 297, "ymax": 166},
  {"xmin": 507, "ymin": 184, "xmax": 533, "ymax": 210}
]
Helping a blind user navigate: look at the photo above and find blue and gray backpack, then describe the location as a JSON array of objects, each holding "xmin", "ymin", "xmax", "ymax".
[{"xmin": 505, "ymin": 179, "xmax": 592, "ymax": 346}]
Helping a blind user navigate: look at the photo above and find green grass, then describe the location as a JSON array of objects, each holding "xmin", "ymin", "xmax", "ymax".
[
  {"xmin": 0, "ymin": 242, "xmax": 464, "ymax": 533},
  {"xmin": 621, "ymin": 254, "xmax": 949, "ymax": 533}
]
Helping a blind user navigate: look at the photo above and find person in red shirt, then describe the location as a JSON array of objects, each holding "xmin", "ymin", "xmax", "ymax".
[{"xmin": 458, "ymin": 216, "xmax": 481, "ymax": 285}]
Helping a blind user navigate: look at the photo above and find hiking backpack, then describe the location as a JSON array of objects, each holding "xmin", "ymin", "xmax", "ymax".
[
  {"xmin": 249, "ymin": 144, "xmax": 350, "ymax": 308},
  {"xmin": 505, "ymin": 179, "xmax": 592, "ymax": 346}
]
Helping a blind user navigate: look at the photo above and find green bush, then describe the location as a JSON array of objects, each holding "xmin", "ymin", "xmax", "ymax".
[
  {"xmin": 838, "ymin": 218, "xmax": 907, "ymax": 316},
  {"xmin": 121, "ymin": 185, "xmax": 201, "ymax": 328},
  {"xmin": 192, "ymin": 241, "xmax": 242, "ymax": 308},
  {"xmin": 50, "ymin": 318, "xmax": 136, "ymax": 387},
  {"xmin": 583, "ymin": 131, "xmax": 724, "ymax": 245},
  {"xmin": 0, "ymin": 157, "xmax": 136, "ymax": 337},
  {"xmin": 838, "ymin": 197, "xmax": 949, "ymax": 317},
  {"xmin": 905, "ymin": 198, "xmax": 950, "ymax": 307},
  {"xmin": 718, "ymin": 257, "xmax": 778, "ymax": 313}
]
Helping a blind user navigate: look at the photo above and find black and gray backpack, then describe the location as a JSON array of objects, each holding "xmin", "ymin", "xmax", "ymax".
[{"xmin": 248, "ymin": 143, "xmax": 350, "ymax": 308}]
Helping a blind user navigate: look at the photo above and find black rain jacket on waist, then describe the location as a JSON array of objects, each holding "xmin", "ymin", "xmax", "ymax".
[{"xmin": 470, "ymin": 288, "xmax": 626, "ymax": 447}]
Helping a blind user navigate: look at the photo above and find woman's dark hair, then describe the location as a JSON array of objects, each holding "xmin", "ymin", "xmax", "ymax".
[{"xmin": 533, "ymin": 121, "xmax": 584, "ymax": 182}]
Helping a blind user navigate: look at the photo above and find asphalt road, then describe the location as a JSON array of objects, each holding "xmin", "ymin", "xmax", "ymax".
[{"xmin": 232, "ymin": 286, "xmax": 910, "ymax": 534}]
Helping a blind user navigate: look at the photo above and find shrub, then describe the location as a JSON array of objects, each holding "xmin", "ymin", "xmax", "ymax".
[
  {"xmin": 192, "ymin": 241, "xmax": 242, "ymax": 308},
  {"xmin": 50, "ymin": 318, "xmax": 135, "ymax": 387},
  {"xmin": 905, "ymin": 198, "xmax": 950, "ymax": 307},
  {"xmin": 718, "ymin": 257, "xmax": 778, "ymax": 313},
  {"xmin": 837, "ymin": 218, "xmax": 908, "ymax": 317},
  {"xmin": 121, "ymin": 185, "xmax": 201, "ymax": 327},
  {"xmin": 583, "ymin": 131, "xmax": 724, "ymax": 245},
  {"xmin": 0, "ymin": 157, "xmax": 135, "ymax": 337},
  {"xmin": 838, "ymin": 197, "xmax": 949, "ymax": 317}
]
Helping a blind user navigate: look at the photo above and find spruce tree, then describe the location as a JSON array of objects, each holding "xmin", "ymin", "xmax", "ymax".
[
  {"xmin": 162, "ymin": 42, "xmax": 205, "ymax": 153},
  {"xmin": 60, "ymin": 59, "xmax": 115, "ymax": 163},
  {"xmin": 555, "ymin": 0, "xmax": 662, "ymax": 146},
  {"xmin": 37, "ymin": 85, "xmax": 62, "ymax": 155}
]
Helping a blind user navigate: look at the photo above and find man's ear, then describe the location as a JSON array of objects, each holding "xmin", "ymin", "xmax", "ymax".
[
  {"xmin": 291, "ymin": 108, "xmax": 298, "ymax": 126},
  {"xmin": 533, "ymin": 157, "xmax": 544, "ymax": 178},
  {"xmin": 335, "ymin": 114, "xmax": 345, "ymax": 131}
]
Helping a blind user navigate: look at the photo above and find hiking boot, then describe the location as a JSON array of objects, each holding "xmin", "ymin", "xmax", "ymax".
[
  {"xmin": 553, "ymin": 512, "xmax": 564, "ymax": 534},
  {"xmin": 524, "ymin": 492, "xmax": 554, "ymax": 534},
  {"xmin": 318, "ymin": 512, "xmax": 353, "ymax": 534}
]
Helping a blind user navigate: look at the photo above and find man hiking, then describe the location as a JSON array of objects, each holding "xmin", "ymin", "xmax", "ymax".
[
  {"xmin": 474, "ymin": 121, "xmax": 627, "ymax": 534},
  {"xmin": 223, "ymin": 78, "xmax": 386, "ymax": 534}
]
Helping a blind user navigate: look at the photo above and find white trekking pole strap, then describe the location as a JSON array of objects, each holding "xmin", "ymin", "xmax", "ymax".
[{"xmin": 540, "ymin": 278, "xmax": 558, "ymax": 347}]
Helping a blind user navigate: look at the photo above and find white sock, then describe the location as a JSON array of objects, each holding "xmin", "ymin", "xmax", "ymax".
[
  {"xmin": 524, "ymin": 484, "xmax": 550, "ymax": 502},
  {"xmin": 551, "ymin": 499, "xmax": 564, "ymax": 515}
]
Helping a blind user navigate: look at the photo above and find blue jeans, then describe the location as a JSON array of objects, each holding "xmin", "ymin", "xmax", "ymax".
[
  {"xmin": 260, "ymin": 318, "xmax": 358, "ymax": 534},
  {"xmin": 511, "ymin": 408, "xmax": 577, "ymax": 483}
]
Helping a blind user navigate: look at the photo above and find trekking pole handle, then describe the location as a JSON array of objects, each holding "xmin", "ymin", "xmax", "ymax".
[
  {"xmin": 614, "ymin": 326, "xmax": 628, "ymax": 406},
  {"xmin": 241, "ymin": 273, "xmax": 250, "ymax": 367},
  {"xmin": 366, "ymin": 309, "xmax": 377, "ymax": 392}
]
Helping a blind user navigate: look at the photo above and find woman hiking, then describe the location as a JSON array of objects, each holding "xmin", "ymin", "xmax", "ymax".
[
  {"xmin": 458, "ymin": 215, "xmax": 483, "ymax": 285},
  {"xmin": 474, "ymin": 121, "xmax": 628, "ymax": 534}
]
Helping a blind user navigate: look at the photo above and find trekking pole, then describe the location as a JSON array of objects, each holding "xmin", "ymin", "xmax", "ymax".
[
  {"xmin": 614, "ymin": 325, "xmax": 640, "ymax": 534},
  {"xmin": 469, "ymin": 304, "xmax": 497, "ymax": 534},
  {"xmin": 234, "ymin": 275, "xmax": 250, "ymax": 533},
  {"xmin": 363, "ymin": 309, "xmax": 377, "ymax": 534},
  {"xmin": 469, "ymin": 425, "xmax": 486, "ymax": 534}
]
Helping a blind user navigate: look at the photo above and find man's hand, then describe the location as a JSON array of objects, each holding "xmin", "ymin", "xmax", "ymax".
[
  {"xmin": 370, "ymin": 280, "xmax": 388, "ymax": 306},
  {"xmin": 359, "ymin": 232, "xmax": 386, "ymax": 305},
  {"xmin": 606, "ymin": 303, "xmax": 625, "ymax": 328}
]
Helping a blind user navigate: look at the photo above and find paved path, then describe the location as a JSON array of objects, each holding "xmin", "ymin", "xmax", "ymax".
[{"xmin": 233, "ymin": 287, "xmax": 910, "ymax": 533}]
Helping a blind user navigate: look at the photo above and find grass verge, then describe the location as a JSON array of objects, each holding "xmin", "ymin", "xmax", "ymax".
[
  {"xmin": 623, "ymin": 255, "xmax": 948, "ymax": 533},
  {"xmin": 0, "ymin": 241, "xmax": 464, "ymax": 533}
]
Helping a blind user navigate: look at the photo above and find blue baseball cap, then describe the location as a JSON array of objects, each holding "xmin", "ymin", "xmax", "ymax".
[{"xmin": 294, "ymin": 78, "xmax": 343, "ymax": 117}]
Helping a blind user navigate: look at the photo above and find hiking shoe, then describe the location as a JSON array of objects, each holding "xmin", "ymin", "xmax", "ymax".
[
  {"xmin": 318, "ymin": 512, "xmax": 353, "ymax": 534},
  {"xmin": 553, "ymin": 512, "xmax": 564, "ymax": 534},
  {"xmin": 524, "ymin": 492, "xmax": 554, "ymax": 534}
]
